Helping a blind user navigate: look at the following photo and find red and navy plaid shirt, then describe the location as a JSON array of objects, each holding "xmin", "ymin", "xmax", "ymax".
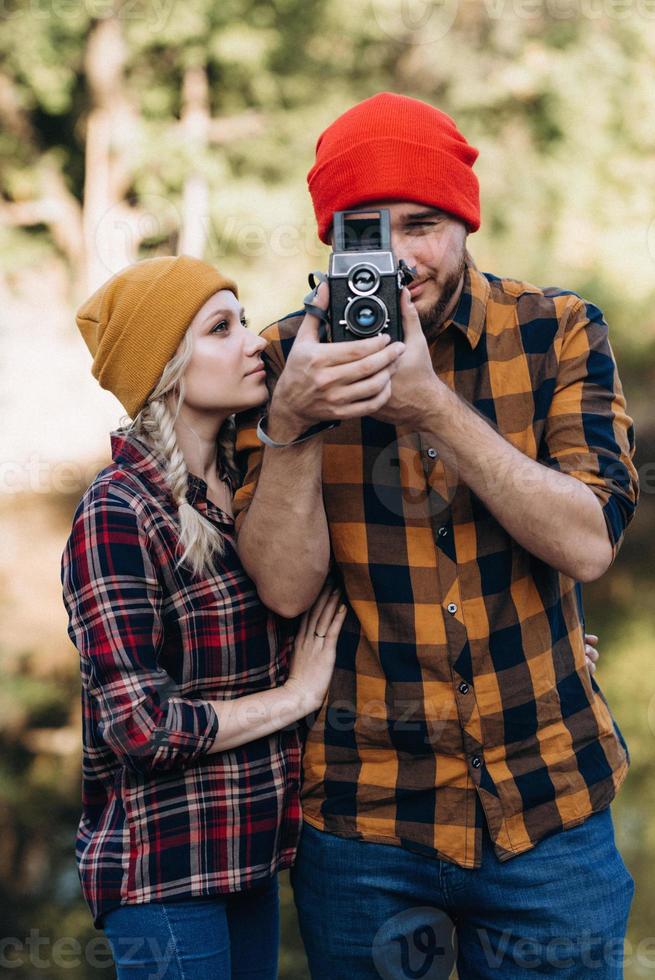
[{"xmin": 61, "ymin": 429, "xmax": 301, "ymax": 927}]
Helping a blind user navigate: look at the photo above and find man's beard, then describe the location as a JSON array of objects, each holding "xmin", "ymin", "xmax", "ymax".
[{"xmin": 417, "ymin": 252, "xmax": 467, "ymax": 340}]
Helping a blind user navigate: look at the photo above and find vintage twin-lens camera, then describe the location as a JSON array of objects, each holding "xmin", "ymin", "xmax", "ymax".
[{"xmin": 326, "ymin": 208, "xmax": 415, "ymax": 344}]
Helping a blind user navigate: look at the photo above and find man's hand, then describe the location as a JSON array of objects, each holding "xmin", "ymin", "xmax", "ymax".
[
  {"xmin": 267, "ymin": 282, "xmax": 406, "ymax": 442},
  {"xmin": 584, "ymin": 633, "xmax": 600, "ymax": 676},
  {"xmin": 371, "ymin": 288, "xmax": 446, "ymax": 429}
]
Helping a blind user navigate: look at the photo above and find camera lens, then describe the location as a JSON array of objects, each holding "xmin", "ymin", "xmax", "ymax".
[
  {"xmin": 345, "ymin": 295, "xmax": 387, "ymax": 337},
  {"xmin": 348, "ymin": 263, "xmax": 380, "ymax": 295},
  {"xmin": 356, "ymin": 306, "xmax": 377, "ymax": 328}
]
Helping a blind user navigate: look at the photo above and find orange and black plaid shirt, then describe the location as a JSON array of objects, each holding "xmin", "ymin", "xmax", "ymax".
[{"xmin": 234, "ymin": 257, "xmax": 638, "ymax": 868}]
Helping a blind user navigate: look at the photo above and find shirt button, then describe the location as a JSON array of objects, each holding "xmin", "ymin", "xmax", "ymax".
[
  {"xmin": 471, "ymin": 755, "xmax": 482, "ymax": 769},
  {"xmin": 447, "ymin": 602, "xmax": 458, "ymax": 615},
  {"xmin": 437, "ymin": 526, "xmax": 448, "ymax": 538},
  {"xmin": 458, "ymin": 681, "xmax": 470, "ymax": 694},
  {"xmin": 427, "ymin": 448, "xmax": 438, "ymax": 459}
]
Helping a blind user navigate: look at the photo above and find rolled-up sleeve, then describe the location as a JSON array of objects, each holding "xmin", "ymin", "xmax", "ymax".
[
  {"xmin": 233, "ymin": 404, "xmax": 265, "ymax": 534},
  {"xmin": 539, "ymin": 297, "xmax": 639, "ymax": 558},
  {"xmin": 62, "ymin": 488, "xmax": 219, "ymax": 774}
]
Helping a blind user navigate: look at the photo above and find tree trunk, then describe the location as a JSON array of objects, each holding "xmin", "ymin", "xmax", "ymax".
[
  {"xmin": 82, "ymin": 16, "xmax": 139, "ymax": 293},
  {"xmin": 178, "ymin": 67, "xmax": 211, "ymax": 259}
]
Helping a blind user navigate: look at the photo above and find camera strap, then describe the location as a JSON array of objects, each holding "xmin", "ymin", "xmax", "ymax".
[
  {"xmin": 256, "ymin": 413, "xmax": 339, "ymax": 449},
  {"xmin": 304, "ymin": 271, "xmax": 331, "ymax": 341}
]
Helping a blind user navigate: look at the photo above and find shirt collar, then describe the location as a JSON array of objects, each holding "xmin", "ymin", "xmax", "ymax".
[
  {"xmin": 428, "ymin": 253, "xmax": 490, "ymax": 350},
  {"xmin": 109, "ymin": 427, "xmax": 231, "ymax": 519}
]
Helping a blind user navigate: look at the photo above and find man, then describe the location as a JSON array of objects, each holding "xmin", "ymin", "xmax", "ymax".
[{"xmin": 233, "ymin": 93, "xmax": 638, "ymax": 979}]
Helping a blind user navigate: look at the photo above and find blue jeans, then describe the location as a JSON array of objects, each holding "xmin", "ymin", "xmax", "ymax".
[
  {"xmin": 102, "ymin": 876, "xmax": 279, "ymax": 979},
  {"xmin": 291, "ymin": 809, "xmax": 634, "ymax": 979}
]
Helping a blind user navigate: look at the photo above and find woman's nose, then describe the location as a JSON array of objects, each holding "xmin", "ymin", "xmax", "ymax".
[{"xmin": 246, "ymin": 332, "xmax": 268, "ymax": 356}]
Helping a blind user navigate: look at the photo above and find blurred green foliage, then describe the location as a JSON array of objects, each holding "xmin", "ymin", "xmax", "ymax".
[{"xmin": 1, "ymin": 1, "xmax": 654, "ymax": 977}]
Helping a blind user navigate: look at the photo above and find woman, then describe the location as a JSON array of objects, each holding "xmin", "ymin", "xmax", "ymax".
[{"xmin": 61, "ymin": 255, "xmax": 346, "ymax": 978}]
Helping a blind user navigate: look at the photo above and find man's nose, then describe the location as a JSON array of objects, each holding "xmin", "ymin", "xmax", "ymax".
[{"xmin": 391, "ymin": 232, "xmax": 416, "ymax": 267}]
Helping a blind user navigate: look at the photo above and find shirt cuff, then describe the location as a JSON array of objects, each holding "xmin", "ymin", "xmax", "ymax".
[{"xmin": 150, "ymin": 698, "xmax": 220, "ymax": 770}]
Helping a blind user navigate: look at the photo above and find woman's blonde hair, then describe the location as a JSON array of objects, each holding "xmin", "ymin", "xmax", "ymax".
[{"xmin": 129, "ymin": 329, "xmax": 240, "ymax": 578}]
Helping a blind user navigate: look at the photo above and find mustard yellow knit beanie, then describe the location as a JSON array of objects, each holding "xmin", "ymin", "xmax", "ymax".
[{"xmin": 75, "ymin": 255, "xmax": 238, "ymax": 418}]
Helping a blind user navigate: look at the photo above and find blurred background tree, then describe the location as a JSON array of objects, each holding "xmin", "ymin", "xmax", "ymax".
[{"xmin": 1, "ymin": 1, "xmax": 653, "ymax": 976}]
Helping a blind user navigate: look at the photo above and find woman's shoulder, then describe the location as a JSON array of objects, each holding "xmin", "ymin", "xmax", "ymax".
[
  {"xmin": 72, "ymin": 464, "xmax": 160, "ymax": 528},
  {"xmin": 61, "ymin": 465, "xmax": 173, "ymax": 601}
]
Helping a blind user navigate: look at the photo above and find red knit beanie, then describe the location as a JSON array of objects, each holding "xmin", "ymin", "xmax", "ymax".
[{"xmin": 308, "ymin": 92, "xmax": 480, "ymax": 244}]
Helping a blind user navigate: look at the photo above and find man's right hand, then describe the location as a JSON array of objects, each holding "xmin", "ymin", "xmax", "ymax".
[{"xmin": 267, "ymin": 282, "xmax": 406, "ymax": 442}]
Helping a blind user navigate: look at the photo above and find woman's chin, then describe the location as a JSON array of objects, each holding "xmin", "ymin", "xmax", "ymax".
[{"xmin": 240, "ymin": 387, "xmax": 269, "ymax": 412}]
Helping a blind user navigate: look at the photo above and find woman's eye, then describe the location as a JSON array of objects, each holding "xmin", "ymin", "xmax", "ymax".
[
  {"xmin": 210, "ymin": 320, "xmax": 229, "ymax": 334},
  {"xmin": 241, "ymin": 317, "xmax": 249, "ymax": 329}
]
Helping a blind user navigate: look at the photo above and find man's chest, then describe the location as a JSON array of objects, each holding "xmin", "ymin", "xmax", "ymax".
[{"xmin": 320, "ymin": 332, "xmax": 556, "ymax": 511}]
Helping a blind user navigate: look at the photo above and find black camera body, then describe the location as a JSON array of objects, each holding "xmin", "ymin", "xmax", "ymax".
[{"xmin": 326, "ymin": 208, "xmax": 413, "ymax": 344}]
